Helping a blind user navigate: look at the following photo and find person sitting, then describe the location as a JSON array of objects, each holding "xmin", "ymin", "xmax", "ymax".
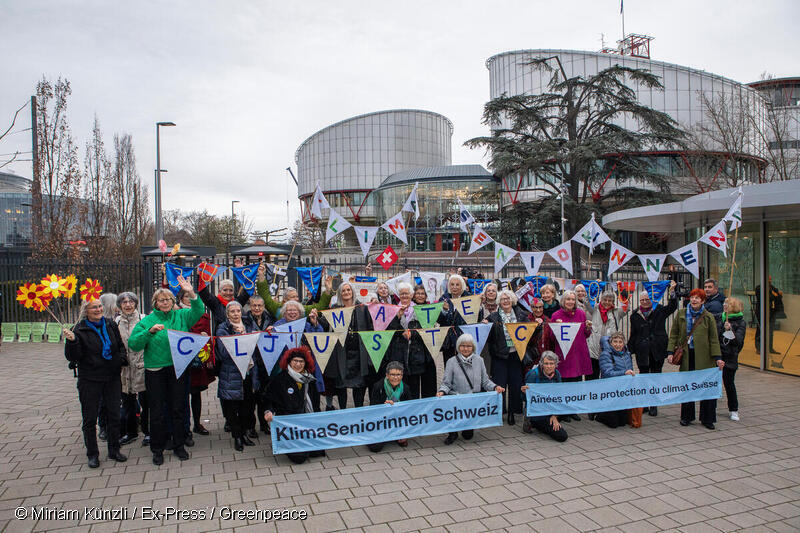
[
  {"xmin": 520, "ymin": 351, "xmax": 567, "ymax": 442},
  {"xmin": 367, "ymin": 361, "xmax": 412, "ymax": 452},
  {"xmin": 595, "ymin": 332, "xmax": 635, "ymax": 428}
]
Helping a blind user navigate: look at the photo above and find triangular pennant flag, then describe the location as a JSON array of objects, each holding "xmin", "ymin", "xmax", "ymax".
[
  {"xmin": 617, "ymin": 281, "xmax": 636, "ymax": 312},
  {"xmin": 164, "ymin": 263, "xmax": 194, "ymax": 296},
  {"xmin": 353, "ymin": 226, "xmax": 379, "ymax": 257},
  {"xmin": 548, "ymin": 242, "xmax": 574, "ymax": 275},
  {"xmin": 414, "ymin": 303, "xmax": 444, "ymax": 329},
  {"xmin": 466, "ymin": 278, "xmax": 492, "ymax": 294},
  {"xmin": 256, "ymin": 332, "xmax": 292, "ymax": 375},
  {"xmin": 516, "ymin": 282, "xmax": 536, "ymax": 312},
  {"xmin": 458, "ymin": 323, "xmax": 493, "ymax": 355},
  {"xmin": 642, "ymin": 281, "xmax": 672, "ymax": 310},
  {"xmin": 332, "ymin": 330, "xmax": 348, "ymax": 347},
  {"xmin": 638, "ymin": 254, "xmax": 667, "ymax": 282},
  {"xmin": 385, "ymin": 271, "xmax": 413, "ymax": 296},
  {"xmin": 367, "ymin": 302, "xmax": 401, "ymax": 331},
  {"xmin": 457, "ymin": 198, "xmax": 475, "ymax": 232},
  {"xmin": 321, "ymin": 306, "xmax": 354, "ymax": 333},
  {"xmin": 167, "ymin": 330, "xmax": 209, "ymax": 379},
  {"xmin": 699, "ymin": 220, "xmax": 728, "ymax": 257},
  {"xmin": 468, "ymin": 224, "xmax": 493, "ymax": 254},
  {"xmin": 296, "ymin": 266, "xmax": 324, "ymax": 297},
  {"xmin": 358, "ymin": 330, "xmax": 395, "ymax": 371},
  {"xmin": 196, "ymin": 262, "xmax": 227, "ymax": 285},
  {"xmin": 519, "ymin": 252, "xmax": 546, "ymax": 276},
  {"xmin": 273, "ymin": 318, "xmax": 307, "ymax": 348},
  {"xmin": 310, "ymin": 182, "xmax": 330, "ymax": 219},
  {"xmin": 219, "ymin": 332, "xmax": 260, "ymax": 379},
  {"xmin": 548, "ymin": 322, "xmax": 583, "ymax": 358},
  {"xmin": 419, "ymin": 271, "xmax": 445, "ymax": 303},
  {"xmin": 504, "ymin": 323, "xmax": 537, "ymax": 361},
  {"xmin": 669, "ymin": 241, "xmax": 701, "ymax": 279},
  {"xmin": 494, "ymin": 242, "xmax": 518, "ymax": 274},
  {"xmin": 304, "ymin": 332, "xmax": 337, "ymax": 373},
  {"xmin": 451, "ymin": 295, "xmax": 483, "ymax": 324},
  {"xmin": 578, "ymin": 280, "xmax": 607, "ymax": 309},
  {"xmin": 607, "ymin": 241, "xmax": 635, "ymax": 277},
  {"xmin": 417, "ymin": 327, "xmax": 450, "ymax": 361},
  {"xmin": 572, "ymin": 214, "xmax": 610, "ymax": 254},
  {"xmin": 724, "ymin": 189, "xmax": 743, "ymax": 231},
  {"xmin": 401, "ymin": 182, "xmax": 420, "ymax": 221},
  {"xmin": 231, "ymin": 263, "xmax": 259, "ymax": 295},
  {"xmin": 381, "ymin": 212, "xmax": 408, "ymax": 244},
  {"xmin": 523, "ymin": 275, "xmax": 548, "ymax": 298},
  {"xmin": 325, "ymin": 209, "xmax": 352, "ymax": 242}
]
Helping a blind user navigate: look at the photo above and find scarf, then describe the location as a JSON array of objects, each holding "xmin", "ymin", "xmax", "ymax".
[
  {"xmin": 639, "ymin": 306, "xmax": 652, "ymax": 319},
  {"xmin": 686, "ymin": 305, "xmax": 705, "ymax": 349},
  {"xmin": 86, "ymin": 318, "xmax": 112, "ymax": 360},
  {"xmin": 457, "ymin": 353, "xmax": 474, "ymax": 366},
  {"xmin": 722, "ymin": 311, "xmax": 743, "ymax": 322},
  {"xmin": 483, "ymin": 300, "xmax": 498, "ymax": 314},
  {"xmin": 399, "ymin": 302, "xmax": 415, "ymax": 329},
  {"xmin": 287, "ymin": 367, "xmax": 315, "ymax": 414},
  {"xmin": 499, "ymin": 308, "xmax": 516, "ymax": 348},
  {"xmin": 543, "ymin": 300, "xmax": 557, "ymax": 311},
  {"xmin": 217, "ymin": 294, "xmax": 231, "ymax": 307},
  {"xmin": 599, "ymin": 305, "xmax": 610, "ymax": 324},
  {"xmin": 383, "ymin": 378, "xmax": 404, "ymax": 401}
]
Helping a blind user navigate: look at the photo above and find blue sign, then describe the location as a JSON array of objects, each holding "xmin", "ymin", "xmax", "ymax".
[
  {"xmin": 525, "ymin": 368, "xmax": 722, "ymax": 416},
  {"xmin": 271, "ymin": 392, "xmax": 502, "ymax": 453}
]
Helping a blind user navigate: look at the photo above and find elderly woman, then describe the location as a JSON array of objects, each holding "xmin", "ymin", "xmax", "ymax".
[
  {"xmin": 540, "ymin": 284, "xmax": 560, "ymax": 318},
  {"xmin": 573, "ymin": 284, "xmax": 592, "ymax": 314},
  {"xmin": 128, "ymin": 275, "xmax": 204, "ymax": 465},
  {"xmin": 199, "ymin": 278, "xmax": 251, "ymax": 332},
  {"xmin": 64, "ymin": 298, "xmax": 129, "ymax": 468},
  {"xmin": 550, "ymin": 290, "xmax": 593, "ymax": 422},
  {"xmin": 486, "ymin": 289, "xmax": 531, "ymax": 425},
  {"xmin": 668, "ymin": 288, "xmax": 724, "ymax": 429},
  {"xmin": 256, "ymin": 262, "xmax": 333, "ymax": 318},
  {"xmin": 176, "ymin": 288, "xmax": 215, "ymax": 439},
  {"xmin": 263, "ymin": 347, "xmax": 326, "ymax": 464},
  {"xmin": 375, "ymin": 281, "xmax": 398, "ymax": 305},
  {"xmin": 595, "ymin": 332, "xmax": 635, "ymax": 428},
  {"xmin": 215, "ymin": 301, "xmax": 260, "ymax": 451},
  {"xmin": 719, "ymin": 297, "xmax": 746, "ymax": 422},
  {"xmin": 439, "ymin": 274, "xmax": 480, "ymax": 363},
  {"xmin": 521, "ymin": 351, "xmax": 567, "ymax": 442},
  {"xmin": 481, "ymin": 283, "xmax": 500, "ymax": 316},
  {"xmin": 437, "ymin": 334, "xmax": 505, "ymax": 445},
  {"xmin": 319, "ymin": 281, "xmax": 374, "ymax": 409},
  {"xmin": 527, "ymin": 297, "xmax": 554, "ymax": 367},
  {"xmin": 383, "ymin": 282, "xmax": 433, "ymax": 398},
  {"xmin": 272, "ymin": 300, "xmax": 325, "ymax": 410},
  {"xmin": 116, "ymin": 292, "xmax": 145, "ymax": 446},
  {"xmin": 587, "ymin": 291, "xmax": 627, "ymax": 381},
  {"xmin": 367, "ymin": 361, "xmax": 412, "ymax": 452},
  {"xmin": 627, "ymin": 281, "xmax": 677, "ymax": 417}
]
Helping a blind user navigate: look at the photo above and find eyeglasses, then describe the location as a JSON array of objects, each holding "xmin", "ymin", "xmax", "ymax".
[
  {"xmin": 387, "ymin": 372, "xmax": 403, "ymax": 377},
  {"xmin": 156, "ymin": 298, "xmax": 173, "ymax": 303},
  {"xmin": 532, "ymin": 305, "xmax": 544, "ymax": 309}
]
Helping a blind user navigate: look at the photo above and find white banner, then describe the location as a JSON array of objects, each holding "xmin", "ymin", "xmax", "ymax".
[
  {"xmin": 385, "ymin": 271, "xmax": 413, "ymax": 296},
  {"xmin": 325, "ymin": 210, "xmax": 352, "ymax": 242},
  {"xmin": 494, "ymin": 243, "xmax": 518, "ymax": 274},
  {"xmin": 572, "ymin": 215, "xmax": 610, "ymax": 254},
  {"xmin": 699, "ymin": 220, "xmax": 728, "ymax": 257},
  {"xmin": 273, "ymin": 318, "xmax": 307, "ymax": 348},
  {"xmin": 548, "ymin": 322, "xmax": 583, "ymax": 358},
  {"xmin": 402, "ymin": 182, "xmax": 420, "ymax": 221},
  {"xmin": 257, "ymin": 332, "xmax": 292, "ymax": 374},
  {"xmin": 519, "ymin": 251, "xmax": 546, "ymax": 277},
  {"xmin": 458, "ymin": 323, "xmax": 493, "ymax": 355},
  {"xmin": 381, "ymin": 212, "xmax": 408, "ymax": 244},
  {"xmin": 310, "ymin": 182, "xmax": 330, "ymax": 219},
  {"xmin": 548, "ymin": 242, "xmax": 574, "ymax": 275},
  {"xmin": 419, "ymin": 271, "xmax": 445, "ymax": 303},
  {"xmin": 457, "ymin": 198, "xmax": 475, "ymax": 232},
  {"xmin": 724, "ymin": 188, "xmax": 743, "ymax": 231}
]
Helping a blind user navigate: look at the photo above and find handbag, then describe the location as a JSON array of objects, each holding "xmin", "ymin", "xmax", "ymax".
[{"xmin": 673, "ymin": 314, "xmax": 704, "ymax": 366}]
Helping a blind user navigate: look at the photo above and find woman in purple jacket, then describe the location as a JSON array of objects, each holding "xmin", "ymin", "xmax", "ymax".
[{"xmin": 549, "ymin": 290, "xmax": 593, "ymax": 422}]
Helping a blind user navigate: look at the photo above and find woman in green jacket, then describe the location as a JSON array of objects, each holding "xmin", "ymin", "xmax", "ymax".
[
  {"xmin": 667, "ymin": 288, "xmax": 724, "ymax": 430},
  {"xmin": 255, "ymin": 262, "xmax": 332, "ymax": 318},
  {"xmin": 128, "ymin": 275, "xmax": 204, "ymax": 465}
]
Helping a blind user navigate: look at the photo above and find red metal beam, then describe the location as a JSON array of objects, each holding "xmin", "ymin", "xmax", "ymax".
[
  {"xmin": 678, "ymin": 152, "xmax": 706, "ymax": 193},
  {"xmin": 705, "ymin": 154, "xmax": 730, "ymax": 191}
]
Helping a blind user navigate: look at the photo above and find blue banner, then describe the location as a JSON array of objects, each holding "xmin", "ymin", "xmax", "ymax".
[
  {"xmin": 271, "ymin": 392, "xmax": 502, "ymax": 453},
  {"xmin": 354, "ymin": 276, "xmax": 377, "ymax": 282},
  {"xmin": 642, "ymin": 280, "xmax": 671, "ymax": 309},
  {"xmin": 579, "ymin": 279, "xmax": 607, "ymax": 308},
  {"xmin": 164, "ymin": 263, "xmax": 195, "ymax": 296},
  {"xmin": 297, "ymin": 266, "xmax": 324, "ymax": 297},
  {"xmin": 524, "ymin": 275, "xmax": 548, "ymax": 298},
  {"xmin": 467, "ymin": 278, "xmax": 493, "ymax": 294},
  {"xmin": 231, "ymin": 263, "xmax": 259, "ymax": 295},
  {"xmin": 525, "ymin": 368, "xmax": 722, "ymax": 416}
]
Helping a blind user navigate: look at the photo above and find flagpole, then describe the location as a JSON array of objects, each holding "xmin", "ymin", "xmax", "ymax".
[{"xmin": 728, "ymin": 226, "xmax": 739, "ymax": 297}]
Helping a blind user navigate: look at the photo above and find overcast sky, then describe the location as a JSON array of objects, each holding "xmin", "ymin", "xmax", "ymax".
[{"xmin": 3, "ymin": 0, "xmax": 798, "ymax": 241}]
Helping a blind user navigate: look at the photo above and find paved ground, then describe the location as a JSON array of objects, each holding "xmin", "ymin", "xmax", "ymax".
[{"xmin": 0, "ymin": 342, "xmax": 799, "ymax": 533}]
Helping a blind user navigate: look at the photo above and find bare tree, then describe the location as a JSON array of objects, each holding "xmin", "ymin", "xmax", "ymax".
[
  {"xmin": 291, "ymin": 219, "xmax": 326, "ymax": 262},
  {"xmin": 83, "ymin": 115, "xmax": 112, "ymax": 254},
  {"xmin": 110, "ymin": 133, "xmax": 151, "ymax": 258},
  {"xmin": 0, "ymin": 101, "xmax": 28, "ymax": 170}
]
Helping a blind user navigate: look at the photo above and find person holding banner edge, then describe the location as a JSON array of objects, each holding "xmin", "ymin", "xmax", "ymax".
[
  {"xmin": 367, "ymin": 361, "xmax": 412, "ymax": 452},
  {"xmin": 550, "ymin": 290, "xmax": 593, "ymax": 422},
  {"xmin": 520, "ymin": 352, "xmax": 567, "ymax": 442},
  {"xmin": 667, "ymin": 288, "xmax": 724, "ymax": 429},
  {"xmin": 596, "ymin": 333, "xmax": 635, "ymax": 428},
  {"xmin": 244, "ymin": 295, "xmax": 274, "ymax": 436}
]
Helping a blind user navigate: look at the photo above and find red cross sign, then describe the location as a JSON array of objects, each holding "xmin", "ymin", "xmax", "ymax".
[{"xmin": 376, "ymin": 245, "xmax": 398, "ymax": 270}]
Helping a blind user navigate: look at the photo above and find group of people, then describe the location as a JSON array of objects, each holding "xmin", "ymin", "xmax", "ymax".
[{"xmin": 63, "ymin": 265, "xmax": 745, "ymax": 468}]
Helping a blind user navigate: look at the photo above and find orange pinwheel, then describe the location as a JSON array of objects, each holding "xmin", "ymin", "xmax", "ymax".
[
  {"xmin": 79, "ymin": 278, "xmax": 103, "ymax": 301},
  {"xmin": 62, "ymin": 274, "xmax": 78, "ymax": 299},
  {"xmin": 16, "ymin": 283, "xmax": 50, "ymax": 309},
  {"xmin": 40, "ymin": 274, "xmax": 67, "ymax": 298},
  {"xmin": 31, "ymin": 291, "xmax": 54, "ymax": 312}
]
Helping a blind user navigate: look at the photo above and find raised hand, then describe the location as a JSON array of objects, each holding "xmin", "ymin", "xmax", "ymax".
[{"xmin": 177, "ymin": 275, "xmax": 194, "ymax": 296}]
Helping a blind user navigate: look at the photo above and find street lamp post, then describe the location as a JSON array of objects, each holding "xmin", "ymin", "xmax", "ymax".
[
  {"xmin": 228, "ymin": 200, "xmax": 239, "ymax": 264},
  {"xmin": 155, "ymin": 121, "xmax": 176, "ymax": 244}
]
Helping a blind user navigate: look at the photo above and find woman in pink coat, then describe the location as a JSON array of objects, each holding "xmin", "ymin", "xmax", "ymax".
[{"xmin": 549, "ymin": 290, "xmax": 593, "ymax": 422}]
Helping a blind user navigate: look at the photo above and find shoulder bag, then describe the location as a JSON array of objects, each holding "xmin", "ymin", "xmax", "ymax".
[{"xmin": 672, "ymin": 314, "xmax": 703, "ymax": 366}]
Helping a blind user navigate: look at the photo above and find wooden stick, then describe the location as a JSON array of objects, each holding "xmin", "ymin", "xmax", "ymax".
[
  {"xmin": 43, "ymin": 305, "xmax": 64, "ymax": 327},
  {"xmin": 728, "ymin": 225, "xmax": 739, "ymax": 296}
]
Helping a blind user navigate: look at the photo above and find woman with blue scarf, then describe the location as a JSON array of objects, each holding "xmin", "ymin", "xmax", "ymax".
[
  {"xmin": 667, "ymin": 288, "xmax": 723, "ymax": 429},
  {"xmin": 64, "ymin": 298, "xmax": 129, "ymax": 468}
]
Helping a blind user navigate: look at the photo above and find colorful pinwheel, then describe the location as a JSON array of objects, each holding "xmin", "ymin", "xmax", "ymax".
[
  {"xmin": 16, "ymin": 283, "xmax": 50, "ymax": 310},
  {"xmin": 31, "ymin": 291, "xmax": 54, "ymax": 312},
  {"xmin": 79, "ymin": 278, "xmax": 103, "ymax": 301},
  {"xmin": 62, "ymin": 274, "xmax": 78, "ymax": 299},
  {"xmin": 40, "ymin": 274, "xmax": 67, "ymax": 298}
]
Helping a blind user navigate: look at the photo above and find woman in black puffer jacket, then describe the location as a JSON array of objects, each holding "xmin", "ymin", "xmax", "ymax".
[{"xmin": 718, "ymin": 297, "xmax": 746, "ymax": 422}]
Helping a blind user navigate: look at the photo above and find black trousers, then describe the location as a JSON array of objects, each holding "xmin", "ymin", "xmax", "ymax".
[
  {"xmin": 595, "ymin": 409, "xmax": 629, "ymax": 428},
  {"xmin": 138, "ymin": 391, "xmax": 149, "ymax": 436},
  {"xmin": 585, "ymin": 358, "xmax": 601, "ymax": 381},
  {"xmin": 145, "ymin": 368, "xmax": 187, "ymax": 453},
  {"xmin": 680, "ymin": 348, "xmax": 717, "ymax": 424},
  {"xmin": 531, "ymin": 417, "xmax": 568, "ymax": 442},
  {"xmin": 337, "ymin": 387, "xmax": 367, "ymax": 408},
  {"xmin": 722, "ymin": 367, "xmax": 738, "ymax": 412},
  {"xmin": 242, "ymin": 375, "xmax": 256, "ymax": 432},
  {"xmin": 639, "ymin": 356, "xmax": 664, "ymax": 408},
  {"xmin": 77, "ymin": 378, "xmax": 121, "ymax": 458},
  {"xmin": 121, "ymin": 392, "xmax": 139, "ymax": 437},
  {"xmin": 190, "ymin": 391, "xmax": 202, "ymax": 426},
  {"xmin": 404, "ymin": 366, "xmax": 438, "ymax": 399},
  {"xmin": 221, "ymin": 399, "xmax": 247, "ymax": 439},
  {"xmin": 491, "ymin": 353, "xmax": 523, "ymax": 414}
]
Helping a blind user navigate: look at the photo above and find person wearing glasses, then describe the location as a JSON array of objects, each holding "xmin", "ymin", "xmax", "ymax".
[{"xmin": 367, "ymin": 361, "xmax": 412, "ymax": 452}]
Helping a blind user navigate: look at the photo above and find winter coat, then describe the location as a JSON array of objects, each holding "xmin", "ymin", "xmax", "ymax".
[
  {"xmin": 438, "ymin": 292, "xmax": 482, "ymax": 362},
  {"xmin": 265, "ymin": 368, "xmax": 315, "ymax": 416},
  {"xmin": 382, "ymin": 311, "xmax": 430, "ymax": 376},
  {"xmin": 486, "ymin": 307, "xmax": 536, "ymax": 362},
  {"xmin": 188, "ymin": 312, "xmax": 215, "ymax": 390},
  {"xmin": 542, "ymin": 299, "xmax": 560, "ymax": 319},
  {"xmin": 598, "ymin": 336, "xmax": 634, "ymax": 378},
  {"xmin": 704, "ymin": 291, "xmax": 726, "ymax": 324},
  {"xmin": 588, "ymin": 305, "xmax": 626, "ymax": 360},
  {"xmin": 627, "ymin": 295, "xmax": 678, "ymax": 369},
  {"xmin": 549, "ymin": 307, "xmax": 593, "ymax": 379},
  {"xmin": 718, "ymin": 315, "xmax": 746, "ymax": 370},
  {"xmin": 199, "ymin": 286, "xmax": 251, "ymax": 332},
  {"xmin": 522, "ymin": 366, "xmax": 562, "ymax": 422},
  {"xmin": 370, "ymin": 379, "xmax": 412, "ymax": 405},
  {"xmin": 128, "ymin": 296, "xmax": 205, "ymax": 369},
  {"xmin": 255, "ymin": 280, "xmax": 332, "ymax": 319},
  {"xmin": 438, "ymin": 354, "xmax": 496, "ymax": 395},
  {"xmin": 116, "ymin": 312, "xmax": 146, "ymax": 393},
  {"xmin": 272, "ymin": 316, "xmax": 325, "ymax": 391},
  {"xmin": 215, "ymin": 320, "xmax": 260, "ymax": 401},
  {"xmin": 65, "ymin": 318, "xmax": 128, "ymax": 382},
  {"xmin": 318, "ymin": 304, "xmax": 374, "ymax": 388},
  {"xmin": 668, "ymin": 309, "xmax": 722, "ymax": 371}
]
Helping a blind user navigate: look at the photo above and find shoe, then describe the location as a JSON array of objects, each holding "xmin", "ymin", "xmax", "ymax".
[
  {"xmin": 702, "ymin": 422, "xmax": 715, "ymax": 430},
  {"xmin": 119, "ymin": 434, "xmax": 138, "ymax": 446},
  {"xmin": 522, "ymin": 417, "xmax": 533, "ymax": 434},
  {"xmin": 462, "ymin": 431, "xmax": 474, "ymax": 441},
  {"xmin": 224, "ymin": 422, "xmax": 231, "ymax": 432},
  {"xmin": 193, "ymin": 424, "xmax": 209, "ymax": 436},
  {"xmin": 234, "ymin": 438, "xmax": 244, "ymax": 451},
  {"xmin": 173, "ymin": 447, "xmax": 190, "ymax": 460},
  {"xmin": 241, "ymin": 435, "xmax": 255, "ymax": 446},
  {"xmin": 142, "ymin": 435, "xmax": 150, "ymax": 447},
  {"xmin": 588, "ymin": 413, "xmax": 596, "ymax": 421},
  {"xmin": 98, "ymin": 428, "xmax": 107, "ymax": 441},
  {"xmin": 558, "ymin": 415, "xmax": 570, "ymax": 423},
  {"xmin": 730, "ymin": 411, "xmax": 740, "ymax": 421},
  {"xmin": 309, "ymin": 449, "xmax": 326, "ymax": 457},
  {"xmin": 444, "ymin": 434, "xmax": 458, "ymax": 445},
  {"xmin": 108, "ymin": 451, "xmax": 127, "ymax": 462},
  {"xmin": 184, "ymin": 435, "xmax": 195, "ymax": 447},
  {"xmin": 680, "ymin": 419, "xmax": 691, "ymax": 426},
  {"xmin": 649, "ymin": 407, "xmax": 658, "ymax": 417},
  {"xmin": 246, "ymin": 429, "xmax": 258, "ymax": 439},
  {"xmin": 88, "ymin": 455, "xmax": 100, "ymax": 468},
  {"xmin": 152, "ymin": 452, "xmax": 164, "ymax": 465},
  {"xmin": 325, "ymin": 405, "xmax": 337, "ymax": 411},
  {"xmin": 397, "ymin": 439, "xmax": 408, "ymax": 447},
  {"xmin": 570, "ymin": 414, "xmax": 581, "ymax": 421},
  {"xmin": 507, "ymin": 413, "xmax": 516, "ymax": 426},
  {"xmin": 261, "ymin": 426, "xmax": 270, "ymax": 436}
]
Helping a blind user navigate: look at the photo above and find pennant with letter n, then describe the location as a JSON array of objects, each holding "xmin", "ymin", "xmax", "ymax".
[
  {"xmin": 548, "ymin": 322, "xmax": 583, "ymax": 358},
  {"xmin": 451, "ymin": 295, "xmax": 482, "ymax": 324},
  {"xmin": 231, "ymin": 263, "xmax": 259, "ymax": 295},
  {"xmin": 699, "ymin": 220, "xmax": 728, "ymax": 257},
  {"xmin": 638, "ymin": 254, "xmax": 667, "ymax": 282},
  {"xmin": 504, "ymin": 323, "xmax": 537, "ymax": 361},
  {"xmin": 167, "ymin": 330, "xmax": 209, "ymax": 379},
  {"xmin": 414, "ymin": 303, "xmax": 443, "ymax": 329},
  {"xmin": 359, "ymin": 330, "xmax": 395, "ymax": 371},
  {"xmin": 458, "ymin": 323, "xmax": 493, "ymax": 355},
  {"xmin": 164, "ymin": 263, "xmax": 194, "ymax": 296},
  {"xmin": 304, "ymin": 332, "xmax": 337, "ymax": 373}
]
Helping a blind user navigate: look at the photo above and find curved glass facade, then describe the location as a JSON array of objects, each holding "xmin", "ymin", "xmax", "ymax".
[{"xmin": 0, "ymin": 173, "xmax": 32, "ymax": 247}]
